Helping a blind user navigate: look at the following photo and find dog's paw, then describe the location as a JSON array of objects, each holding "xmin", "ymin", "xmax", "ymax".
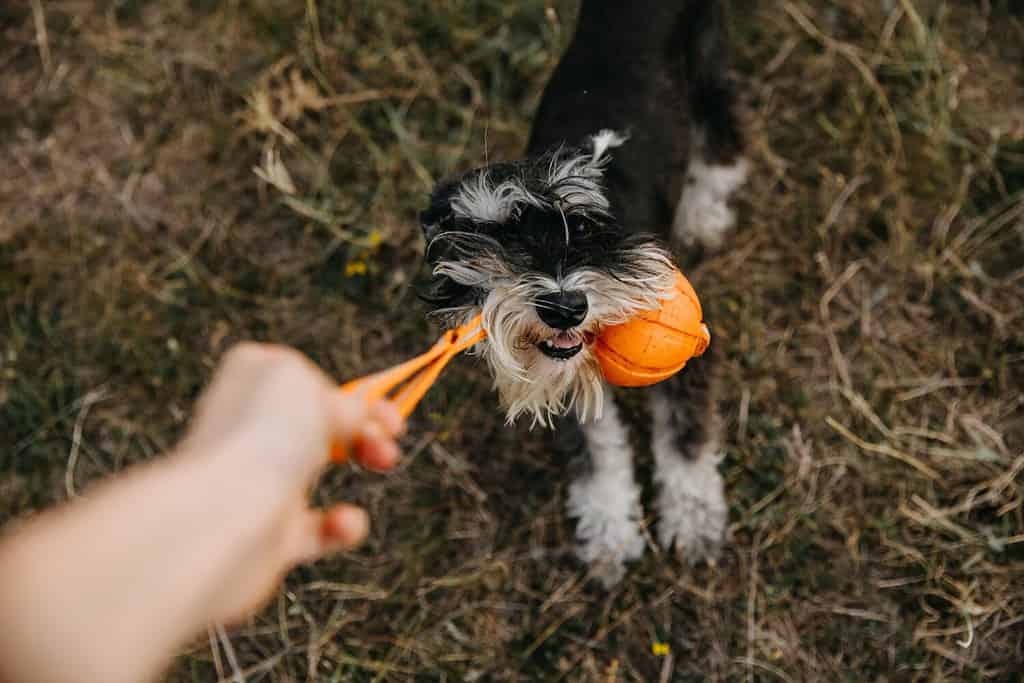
[
  {"xmin": 655, "ymin": 455, "xmax": 728, "ymax": 564},
  {"xmin": 567, "ymin": 472, "xmax": 646, "ymax": 587}
]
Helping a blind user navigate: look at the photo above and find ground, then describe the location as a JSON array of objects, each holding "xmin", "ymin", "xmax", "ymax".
[{"xmin": 1, "ymin": 1, "xmax": 1023, "ymax": 680}]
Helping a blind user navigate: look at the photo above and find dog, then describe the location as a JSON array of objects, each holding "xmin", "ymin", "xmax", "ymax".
[{"xmin": 418, "ymin": 0, "xmax": 748, "ymax": 586}]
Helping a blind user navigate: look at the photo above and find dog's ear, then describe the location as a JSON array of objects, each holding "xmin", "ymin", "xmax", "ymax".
[{"xmin": 419, "ymin": 179, "xmax": 459, "ymax": 247}]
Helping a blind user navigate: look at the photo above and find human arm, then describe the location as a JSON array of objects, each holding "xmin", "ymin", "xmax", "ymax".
[{"xmin": 0, "ymin": 343, "xmax": 402, "ymax": 683}]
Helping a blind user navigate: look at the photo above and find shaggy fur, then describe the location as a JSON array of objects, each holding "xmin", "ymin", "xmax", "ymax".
[
  {"xmin": 419, "ymin": 0, "xmax": 747, "ymax": 585},
  {"xmin": 422, "ymin": 139, "xmax": 677, "ymax": 427}
]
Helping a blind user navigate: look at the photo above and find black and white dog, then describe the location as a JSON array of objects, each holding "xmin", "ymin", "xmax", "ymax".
[{"xmin": 419, "ymin": 0, "xmax": 747, "ymax": 585}]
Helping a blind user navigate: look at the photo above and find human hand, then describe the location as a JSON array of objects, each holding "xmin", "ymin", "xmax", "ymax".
[
  {"xmin": 0, "ymin": 343, "xmax": 405, "ymax": 683},
  {"xmin": 177, "ymin": 342, "xmax": 404, "ymax": 623}
]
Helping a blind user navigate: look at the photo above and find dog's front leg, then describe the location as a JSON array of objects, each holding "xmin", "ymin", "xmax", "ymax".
[
  {"xmin": 561, "ymin": 384, "xmax": 645, "ymax": 587},
  {"xmin": 648, "ymin": 359, "xmax": 728, "ymax": 563}
]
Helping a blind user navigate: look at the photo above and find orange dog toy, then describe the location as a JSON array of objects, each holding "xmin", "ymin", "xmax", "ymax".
[
  {"xmin": 592, "ymin": 269, "xmax": 710, "ymax": 387},
  {"xmin": 334, "ymin": 268, "xmax": 708, "ymax": 459}
]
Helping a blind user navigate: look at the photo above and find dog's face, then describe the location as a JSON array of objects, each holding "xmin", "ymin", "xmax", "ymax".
[{"xmin": 420, "ymin": 132, "xmax": 676, "ymax": 426}]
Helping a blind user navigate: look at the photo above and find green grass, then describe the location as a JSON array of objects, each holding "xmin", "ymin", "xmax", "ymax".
[{"xmin": 2, "ymin": 0, "xmax": 1023, "ymax": 680}]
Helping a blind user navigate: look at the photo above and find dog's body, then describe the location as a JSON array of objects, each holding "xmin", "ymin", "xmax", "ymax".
[{"xmin": 420, "ymin": 0, "xmax": 747, "ymax": 585}]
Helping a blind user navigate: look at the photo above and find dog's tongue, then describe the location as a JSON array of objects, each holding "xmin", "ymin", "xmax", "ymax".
[{"xmin": 550, "ymin": 332, "xmax": 579, "ymax": 349}]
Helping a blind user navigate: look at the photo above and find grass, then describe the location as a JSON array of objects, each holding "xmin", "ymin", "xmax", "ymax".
[{"xmin": 2, "ymin": 0, "xmax": 1023, "ymax": 680}]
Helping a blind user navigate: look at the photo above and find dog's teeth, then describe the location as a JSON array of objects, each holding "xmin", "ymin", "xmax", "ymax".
[
  {"xmin": 550, "ymin": 333, "xmax": 579, "ymax": 349},
  {"xmin": 537, "ymin": 337, "xmax": 583, "ymax": 360}
]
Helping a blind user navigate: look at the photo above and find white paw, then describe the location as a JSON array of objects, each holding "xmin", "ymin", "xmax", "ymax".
[
  {"xmin": 673, "ymin": 158, "xmax": 749, "ymax": 251},
  {"xmin": 655, "ymin": 455, "xmax": 728, "ymax": 563},
  {"xmin": 566, "ymin": 472, "xmax": 646, "ymax": 587}
]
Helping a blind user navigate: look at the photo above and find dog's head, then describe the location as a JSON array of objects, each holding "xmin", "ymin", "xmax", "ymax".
[{"xmin": 419, "ymin": 131, "xmax": 676, "ymax": 426}]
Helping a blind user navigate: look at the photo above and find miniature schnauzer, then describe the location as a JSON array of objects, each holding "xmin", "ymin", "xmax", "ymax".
[{"xmin": 419, "ymin": 0, "xmax": 748, "ymax": 585}]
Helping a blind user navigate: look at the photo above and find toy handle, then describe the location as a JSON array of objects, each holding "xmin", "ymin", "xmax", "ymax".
[{"xmin": 330, "ymin": 316, "xmax": 485, "ymax": 462}]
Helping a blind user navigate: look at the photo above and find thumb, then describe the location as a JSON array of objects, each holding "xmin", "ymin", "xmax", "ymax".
[{"xmin": 292, "ymin": 504, "xmax": 370, "ymax": 564}]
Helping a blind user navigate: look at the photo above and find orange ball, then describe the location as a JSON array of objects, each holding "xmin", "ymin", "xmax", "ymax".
[{"xmin": 593, "ymin": 269, "xmax": 710, "ymax": 387}]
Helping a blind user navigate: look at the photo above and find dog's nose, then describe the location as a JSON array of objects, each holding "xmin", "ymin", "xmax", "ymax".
[{"xmin": 534, "ymin": 290, "xmax": 589, "ymax": 330}]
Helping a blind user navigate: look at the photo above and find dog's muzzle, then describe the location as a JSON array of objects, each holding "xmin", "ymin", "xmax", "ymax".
[{"xmin": 534, "ymin": 290, "xmax": 588, "ymax": 360}]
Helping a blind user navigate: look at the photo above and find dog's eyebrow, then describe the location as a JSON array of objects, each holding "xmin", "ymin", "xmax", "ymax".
[{"xmin": 557, "ymin": 202, "xmax": 570, "ymax": 247}]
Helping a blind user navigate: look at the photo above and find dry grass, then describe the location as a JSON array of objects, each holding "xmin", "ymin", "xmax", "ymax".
[{"xmin": 2, "ymin": 0, "xmax": 1023, "ymax": 680}]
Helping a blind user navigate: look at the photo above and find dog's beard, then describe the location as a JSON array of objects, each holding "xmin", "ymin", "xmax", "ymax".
[
  {"xmin": 433, "ymin": 244, "xmax": 675, "ymax": 427},
  {"xmin": 481, "ymin": 278, "xmax": 603, "ymax": 428}
]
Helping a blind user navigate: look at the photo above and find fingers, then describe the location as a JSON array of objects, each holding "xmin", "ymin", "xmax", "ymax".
[
  {"xmin": 292, "ymin": 503, "xmax": 370, "ymax": 564},
  {"xmin": 328, "ymin": 388, "xmax": 374, "ymax": 442},
  {"xmin": 328, "ymin": 391, "xmax": 404, "ymax": 440},
  {"xmin": 328, "ymin": 394, "xmax": 404, "ymax": 471},
  {"xmin": 353, "ymin": 423, "xmax": 401, "ymax": 471},
  {"xmin": 358, "ymin": 402, "xmax": 404, "ymax": 470},
  {"xmin": 368, "ymin": 400, "xmax": 404, "ymax": 437}
]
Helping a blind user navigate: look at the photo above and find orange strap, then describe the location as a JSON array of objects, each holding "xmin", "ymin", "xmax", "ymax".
[{"xmin": 332, "ymin": 315, "xmax": 485, "ymax": 462}]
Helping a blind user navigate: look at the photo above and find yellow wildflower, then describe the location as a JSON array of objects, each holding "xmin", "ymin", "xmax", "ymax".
[{"xmin": 345, "ymin": 261, "xmax": 368, "ymax": 277}]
